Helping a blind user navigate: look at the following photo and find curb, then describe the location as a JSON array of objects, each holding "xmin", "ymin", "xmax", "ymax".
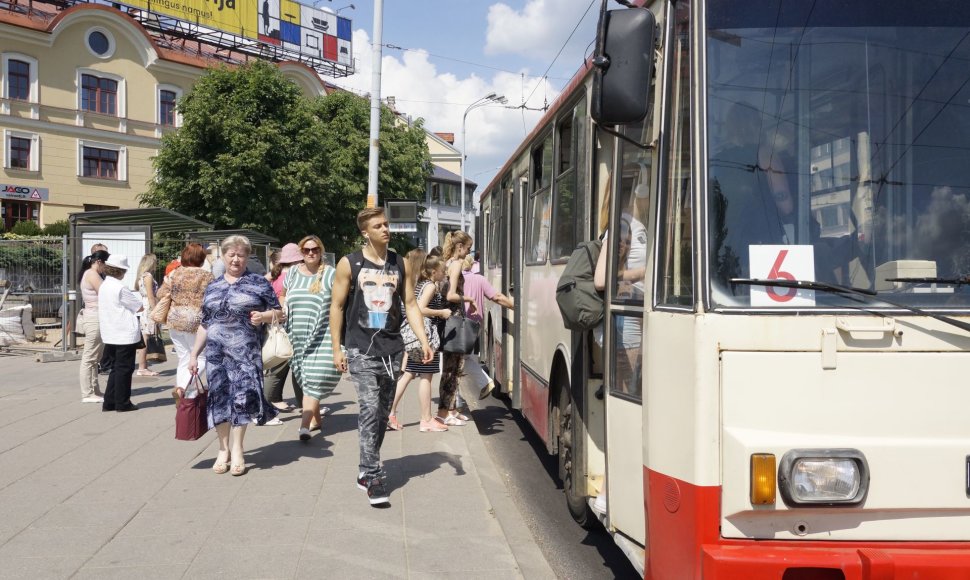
[{"xmin": 459, "ymin": 382, "xmax": 557, "ymax": 579}]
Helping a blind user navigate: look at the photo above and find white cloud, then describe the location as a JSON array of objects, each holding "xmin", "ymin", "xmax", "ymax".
[
  {"xmin": 485, "ymin": 0, "xmax": 598, "ymax": 65},
  {"xmin": 340, "ymin": 28, "xmax": 558, "ymax": 190}
]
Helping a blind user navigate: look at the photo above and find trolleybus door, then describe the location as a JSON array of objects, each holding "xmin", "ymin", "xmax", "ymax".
[
  {"xmin": 604, "ymin": 124, "xmax": 651, "ymax": 547},
  {"xmin": 506, "ymin": 172, "xmax": 526, "ymax": 409}
]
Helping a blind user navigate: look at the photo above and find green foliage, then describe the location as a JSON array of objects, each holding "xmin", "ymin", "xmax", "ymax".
[
  {"xmin": 11, "ymin": 220, "xmax": 43, "ymax": 236},
  {"xmin": 142, "ymin": 61, "xmax": 433, "ymax": 258},
  {"xmin": 42, "ymin": 220, "xmax": 70, "ymax": 237},
  {"xmin": 0, "ymin": 240, "xmax": 63, "ymax": 288}
]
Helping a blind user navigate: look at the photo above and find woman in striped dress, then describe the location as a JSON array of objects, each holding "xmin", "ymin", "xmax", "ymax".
[
  {"xmin": 285, "ymin": 235, "xmax": 341, "ymax": 441},
  {"xmin": 388, "ymin": 250, "xmax": 452, "ymax": 432}
]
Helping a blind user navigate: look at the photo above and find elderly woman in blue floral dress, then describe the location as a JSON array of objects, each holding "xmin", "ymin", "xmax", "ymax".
[{"xmin": 189, "ymin": 235, "xmax": 284, "ymax": 476}]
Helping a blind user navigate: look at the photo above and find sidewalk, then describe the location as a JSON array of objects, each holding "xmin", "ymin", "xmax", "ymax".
[{"xmin": 0, "ymin": 352, "xmax": 555, "ymax": 579}]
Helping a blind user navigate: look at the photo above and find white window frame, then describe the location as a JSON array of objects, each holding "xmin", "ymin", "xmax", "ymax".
[
  {"xmin": 77, "ymin": 139, "xmax": 127, "ymax": 181},
  {"xmin": 4, "ymin": 129, "xmax": 40, "ymax": 172},
  {"xmin": 1, "ymin": 53, "xmax": 39, "ymax": 116},
  {"xmin": 76, "ymin": 68, "xmax": 126, "ymax": 118},
  {"xmin": 156, "ymin": 84, "xmax": 183, "ymax": 127},
  {"xmin": 84, "ymin": 27, "xmax": 117, "ymax": 59}
]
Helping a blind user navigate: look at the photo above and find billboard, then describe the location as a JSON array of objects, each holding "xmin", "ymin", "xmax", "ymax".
[{"xmin": 123, "ymin": 0, "xmax": 352, "ymax": 66}]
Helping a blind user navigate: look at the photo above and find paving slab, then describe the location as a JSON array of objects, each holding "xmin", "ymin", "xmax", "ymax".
[{"xmin": 0, "ymin": 350, "xmax": 554, "ymax": 579}]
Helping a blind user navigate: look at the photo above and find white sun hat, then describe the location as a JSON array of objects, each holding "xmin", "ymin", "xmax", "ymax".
[{"xmin": 105, "ymin": 254, "xmax": 130, "ymax": 270}]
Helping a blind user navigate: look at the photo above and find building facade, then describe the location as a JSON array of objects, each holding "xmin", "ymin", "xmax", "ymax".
[
  {"xmin": 0, "ymin": 2, "xmax": 326, "ymax": 231},
  {"xmin": 420, "ymin": 131, "xmax": 476, "ymax": 249}
]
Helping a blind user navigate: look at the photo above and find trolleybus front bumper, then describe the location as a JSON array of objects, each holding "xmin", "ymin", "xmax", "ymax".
[{"xmin": 700, "ymin": 542, "xmax": 970, "ymax": 579}]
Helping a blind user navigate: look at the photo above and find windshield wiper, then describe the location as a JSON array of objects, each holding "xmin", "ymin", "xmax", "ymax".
[
  {"xmin": 885, "ymin": 277, "xmax": 968, "ymax": 285},
  {"xmin": 730, "ymin": 278, "xmax": 970, "ymax": 334}
]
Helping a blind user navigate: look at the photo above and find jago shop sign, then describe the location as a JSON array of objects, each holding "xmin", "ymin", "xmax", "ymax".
[{"xmin": 0, "ymin": 184, "xmax": 49, "ymax": 202}]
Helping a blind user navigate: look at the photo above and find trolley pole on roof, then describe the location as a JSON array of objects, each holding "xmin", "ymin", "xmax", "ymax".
[{"xmin": 366, "ymin": 0, "xmax": 384, "ymax": 209}]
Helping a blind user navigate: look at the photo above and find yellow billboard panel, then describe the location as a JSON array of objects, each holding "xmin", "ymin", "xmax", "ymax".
[{"xmin": 126, "ymin": 0, "xmax": 257, "ymax": 39}]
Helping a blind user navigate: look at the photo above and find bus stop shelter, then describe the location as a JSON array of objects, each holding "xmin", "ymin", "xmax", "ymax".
[{"xmin": 67, "ymin": 207, "xmax": 214, "ymax": 349}]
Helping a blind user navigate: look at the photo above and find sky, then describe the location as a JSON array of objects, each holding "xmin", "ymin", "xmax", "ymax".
[{"xmin": 322, "ymin": 0, "xmax": 600, "ymax": 193}]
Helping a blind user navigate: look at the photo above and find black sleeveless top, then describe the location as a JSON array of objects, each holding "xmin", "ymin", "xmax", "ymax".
[{"xmin": 343, "ymin": 250, "xmax": 407, "ymax": 357}]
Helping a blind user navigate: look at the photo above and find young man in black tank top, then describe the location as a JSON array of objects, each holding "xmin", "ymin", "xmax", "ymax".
[{"xmin": 330, "ymin": 207, "xmax": 433, "ymax": 506}]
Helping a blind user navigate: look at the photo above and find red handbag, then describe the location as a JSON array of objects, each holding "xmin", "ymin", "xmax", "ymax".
[{"xmin": 174, "ymin": 374, "xmax": 209, "ymax": 441}]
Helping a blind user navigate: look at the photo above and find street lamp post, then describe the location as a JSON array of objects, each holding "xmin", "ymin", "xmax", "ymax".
[
  {"xmin": 366, "ymin": 0, "xmax": 384, "ymax": 208},
  {"xmin": 460, "ymin": 93, "xmax": 507, "ymax": 231}
]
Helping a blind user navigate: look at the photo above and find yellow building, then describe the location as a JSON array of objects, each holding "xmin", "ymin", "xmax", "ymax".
[{"xmin": 0, "ymin": 1, "xmax": 326, "ymax": 231}]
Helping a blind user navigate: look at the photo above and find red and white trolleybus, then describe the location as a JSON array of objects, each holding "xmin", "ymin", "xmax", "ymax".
[{"xmin": 476, "ymin": 0, "xmax": 970, "ymax": 577}]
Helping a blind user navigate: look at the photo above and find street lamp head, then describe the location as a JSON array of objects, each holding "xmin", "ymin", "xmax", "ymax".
[
  {"xmin": 484, "ymin": 92, "xmax": 497, "ymax": 100},
  {"xmin": 336, "ymin": 3, "xmax": 355, "ymax": 13}
]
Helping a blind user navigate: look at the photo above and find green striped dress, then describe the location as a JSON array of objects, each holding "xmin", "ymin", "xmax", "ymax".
[{"xmin": 284, "ymin": 264, "xmax": 341, "ymax": 400}]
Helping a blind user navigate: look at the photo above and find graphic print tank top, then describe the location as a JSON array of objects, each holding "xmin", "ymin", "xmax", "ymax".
[{"xmin": 343, "ymin": 250, "xmax": 406, "ymax": 357}]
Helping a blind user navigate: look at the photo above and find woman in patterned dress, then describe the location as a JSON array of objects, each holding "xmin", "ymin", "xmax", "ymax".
[
  {"xmin": 285, "ymin": 235, "xmax": 342, "ymax": 442},
  {"xmin": 188, "ymin": 235, "xmax": 284, "ymax": 476},
  {"xmin": 387, "ymin": 250, "xmax": 451, "ymax": 432}
]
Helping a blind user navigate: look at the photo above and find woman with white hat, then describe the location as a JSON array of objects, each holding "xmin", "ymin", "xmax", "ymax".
[{"xmin": 98, "ymin": 254, "xmax": 143, "ymax": 412}]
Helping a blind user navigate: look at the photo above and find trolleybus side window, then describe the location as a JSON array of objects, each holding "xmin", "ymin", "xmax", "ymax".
[
  {"xmin": 657, "ymin": 1, "xmax": 694, "ymax": 307},
  {"xmin": 488, "ymin": 177, "xmax": 508, "ymax": 270},
  {"xmin": 551, "ymin": 96, "xmax": 589, "ymax": 261},
  {"xmin": 527, "ymin": 133, "xmax": 554, "ymax": 264}
]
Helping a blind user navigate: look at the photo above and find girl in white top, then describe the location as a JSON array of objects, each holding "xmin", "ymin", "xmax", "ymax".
[
  {"xmin": 77, "ymin": 250, "xmax": 109, "ymax": 403},
  {"xmin": 99, "ymin": 255, "xmax": 144, "ymax": 412}
]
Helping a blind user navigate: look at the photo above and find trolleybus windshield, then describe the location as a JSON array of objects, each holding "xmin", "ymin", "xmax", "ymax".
[{"xmin": 706, "ymin": 0, "xmax": 970, "ymax": 309}]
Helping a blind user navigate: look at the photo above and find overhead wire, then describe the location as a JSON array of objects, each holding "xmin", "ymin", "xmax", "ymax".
[
  {"xmin": 380, "ymin": 43, "xmax": 571, "ymax": 82},
  {"xmin": 521, "ymin": 0, "xmax": 598, "ymax": 108}
]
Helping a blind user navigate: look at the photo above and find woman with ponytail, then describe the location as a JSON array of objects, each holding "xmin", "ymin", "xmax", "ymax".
[
  {"xmin": 77, "ymin": 250, "xmax": 109, "ymax": 403},
  {"xmin": 285, "ymin": 235, "xmax": 341, "ymax": 441},
  {"xmin": 436, "ymin": 231, "xmax": 477, "ymax": 426}
]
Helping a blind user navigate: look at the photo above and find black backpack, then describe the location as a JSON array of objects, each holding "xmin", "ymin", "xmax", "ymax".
[{"xmin": 555, "ymin": 239, "xmax": 604, "ymax": 331}]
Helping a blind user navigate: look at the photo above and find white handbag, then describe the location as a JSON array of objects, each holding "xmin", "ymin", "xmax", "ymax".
[{"xmin": 261, "ymin": 313, "xmax": 293, "ymax": 369}]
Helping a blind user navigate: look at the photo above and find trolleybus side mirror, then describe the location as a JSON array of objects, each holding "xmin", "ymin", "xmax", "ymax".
[{"xmin": 591, "ymin": 7, "xmax": 655, "ymax": 126}]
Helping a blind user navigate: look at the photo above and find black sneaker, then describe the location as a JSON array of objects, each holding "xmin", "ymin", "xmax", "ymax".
[{"xmin": 365, "ymin": 478, "xmax": 389, "ymax": 506}]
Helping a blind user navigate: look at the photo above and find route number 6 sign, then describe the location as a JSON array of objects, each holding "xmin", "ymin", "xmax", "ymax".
[{"xmin": 749, "ymin": 245, "xmax": 816, "ymax": 307}]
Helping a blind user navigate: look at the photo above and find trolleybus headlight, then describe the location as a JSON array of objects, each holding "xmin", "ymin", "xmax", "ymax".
[{"xmin": 778, "ymin": 449, "xmax": 869, "ymax": 506}]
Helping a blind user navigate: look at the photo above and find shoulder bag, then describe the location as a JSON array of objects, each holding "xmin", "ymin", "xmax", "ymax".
[
  {"xmin": 146, "ymin": 326, "xmax": 167, "ymax": 362},
  {"xmin": 401, "ymin": 315, "xmax": 441, "ymax": 360},
  {"xmin": 150, "ymin": 280, "xmax": 172, "ymax": 324},
  {"xmin": 262, "ymin": 311, "xmax": 293, "ymax": 368},
  {"xmin": 441, "ymin": 286, "xmax": 480, "ymax": 355}
]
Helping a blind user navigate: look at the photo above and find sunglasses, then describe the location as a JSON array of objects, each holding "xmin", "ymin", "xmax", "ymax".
[{"xmin": 302, "ymin": 246, "xmax": 321, "ymax": 255}]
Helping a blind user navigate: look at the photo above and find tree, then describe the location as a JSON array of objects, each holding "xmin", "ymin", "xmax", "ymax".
[{"xmin": 141, "ymin": 61, "xmax": 432, "ymax": 257}]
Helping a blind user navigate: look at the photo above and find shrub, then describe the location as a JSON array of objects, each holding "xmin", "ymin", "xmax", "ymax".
[
  {"xmin": 42, "ymin": 220, "xmax": 70, "ymax": 237},
  {"xmin": 11, "ymin": 221, "xmax": 42, "ymax": 236}
]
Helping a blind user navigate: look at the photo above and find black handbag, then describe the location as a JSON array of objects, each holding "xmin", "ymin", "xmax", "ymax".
[
  {"xmin": 441, "ymin": 287, "xmax": 480, "ymax": 354},
  {"xmin": 146, "ymin": 328, "xmax": 167, "ymax": 362}
]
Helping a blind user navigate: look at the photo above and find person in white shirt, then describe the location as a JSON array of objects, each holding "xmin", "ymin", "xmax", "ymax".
[{"xmin": 98, "ymin": 254, "xmax": 144, "ymax": 412}]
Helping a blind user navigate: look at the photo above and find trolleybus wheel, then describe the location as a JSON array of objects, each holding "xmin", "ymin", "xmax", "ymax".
[{"xmin": 558, "ymin": 385, "xmax": 596, "ymax": 529}]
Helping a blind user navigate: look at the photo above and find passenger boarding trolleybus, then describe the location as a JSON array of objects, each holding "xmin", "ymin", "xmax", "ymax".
[{"xmin": 476, "ymin": 1, "xmax": 970, "ymax": 578}]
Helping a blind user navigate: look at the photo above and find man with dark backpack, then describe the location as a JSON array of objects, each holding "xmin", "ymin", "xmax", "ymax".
[{"xmin": 556, "ymin": 238, "xmax": 605, "ymax": 331}]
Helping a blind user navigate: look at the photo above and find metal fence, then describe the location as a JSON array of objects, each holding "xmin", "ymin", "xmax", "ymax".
[
  {"xmin": 0, "ymin": 237, "xmax": 67, "ymax": 318},
  {"xmin": 0, "ymin": 235, "xmax": 281, "ymax": 352}
]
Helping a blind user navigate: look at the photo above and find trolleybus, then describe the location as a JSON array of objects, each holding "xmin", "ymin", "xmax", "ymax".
[{"xmin": 477, "ymin": 1, "xmax": 970, "ymax": 577}]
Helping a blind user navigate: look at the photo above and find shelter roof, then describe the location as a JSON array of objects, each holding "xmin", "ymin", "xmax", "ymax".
[
  {"xmin": 69, "ymin": 207, "xmax": 212, "ymax": 235},
  {"xmin": 186, "ymin": 229, "xmax": 279, "ymax": 246}
]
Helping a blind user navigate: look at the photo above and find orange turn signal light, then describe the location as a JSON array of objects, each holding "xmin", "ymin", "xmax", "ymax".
[{"xmin": 750, "ymin": 454, "xmax": 777, "ymax": 505}]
